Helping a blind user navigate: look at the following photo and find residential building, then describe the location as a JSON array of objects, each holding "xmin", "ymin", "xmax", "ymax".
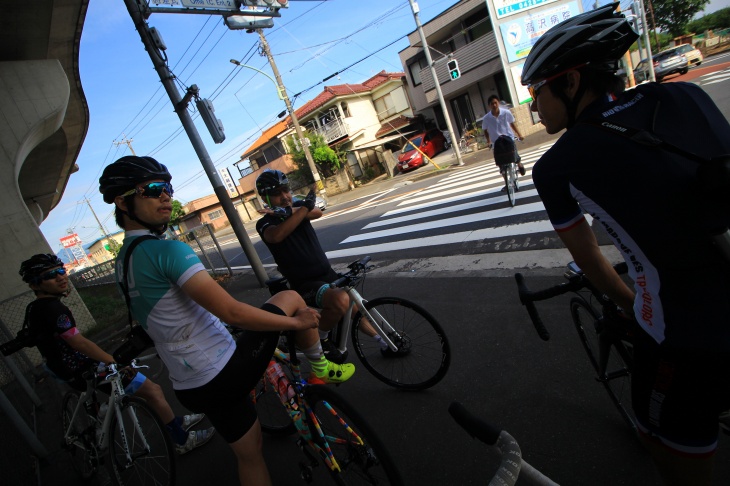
[
  {"xmin": 398, "ymin": 0, "xmax": 545, "ymax": 141},
  {"xmin": 233, "ymin": 71, "xmax": 421, "ymax": 204},
  {"xmin": 179, "ymin": 190, "xmax": 260, "ymax": 233}
]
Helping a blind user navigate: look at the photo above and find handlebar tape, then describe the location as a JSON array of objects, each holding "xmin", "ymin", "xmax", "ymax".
[
  {"xmin": 448, "ymin": 401, "xmax": 501, "ymax": 446},
  {"xmin": 514, "ymin": 273, "xmax": 553, "ymax": 341}
]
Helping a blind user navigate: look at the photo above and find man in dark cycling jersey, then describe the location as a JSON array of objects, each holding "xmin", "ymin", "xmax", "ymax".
[
  {"xmin": 522, "ymin": 4, "xmax": 730, "ymax": 485},
  {"xmin": 18, "ymin": 253, "xmax": 212, "ymax": 455},
  {"xmin": 256, "ymin": 170, "xmax": 392, "ymax": 359},
  {"xmin": 100, "ymin": 155, "xmax": 340, "ymax": 485}
]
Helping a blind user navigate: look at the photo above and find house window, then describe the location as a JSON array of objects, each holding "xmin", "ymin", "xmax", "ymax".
[
  {"xmin": 408, "ymin": 57, "xmax": 428, "ymax": 86},
  {"xmin": 464, "ymin": 9, "xmax": 491, "ymax": 42},
  {"xmin": 341, "ymin": 102, "xmax": 350, "ymax": 117},
  {"xmin": 373, "ymin": 94, "xmax": 396, "ymax": 121},
  {"xmin": 208, "ymin": 209, "xmax": 223, "ymax": 221}
]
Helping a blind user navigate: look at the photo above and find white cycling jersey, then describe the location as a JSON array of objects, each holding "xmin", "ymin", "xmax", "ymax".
[{"xmin": 116, "ymin": 230, "xmax": 235, "ymax": 390}]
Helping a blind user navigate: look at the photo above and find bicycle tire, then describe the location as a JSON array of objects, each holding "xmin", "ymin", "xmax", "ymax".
[
  {"xmin": 502, "ymin": 169, "xmax": 515, "ymax": 207},
  {"xmin": 107, "ymin": 396, "xmax": 176, "ymax": 486},
  {"xmin": 352, "ymin": 297, "xmax": 451, "ymax": 391},
  {"xmin": 252, "ymin": 367, "xmax": 297, "ymax": 436},
  {"xmin": 61, "ymin": 391, "xmax": 98, "ymax": 480},
  {"xmin": 570, "ymin": 297, "xmax": 636, "ymax": 432},
  {"xmin": 304, "ymin": 385, "xmax": 404, "ymax": 485}
]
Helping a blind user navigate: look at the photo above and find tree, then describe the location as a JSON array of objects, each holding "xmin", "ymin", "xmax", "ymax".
[
  {"xmin": 686, "ymin": 7, "xmax": 730, "ymax": 34},
  {"xmin": 285, "ymin": 132, "xmax": 343, "ymax": 181},
  {"xmin": 652, "ymin": 0, "xmax": 711, "ymax": 38},
  {"xmin": 169, "ymin": 199, "xmax": 186, "ymax": 227}
]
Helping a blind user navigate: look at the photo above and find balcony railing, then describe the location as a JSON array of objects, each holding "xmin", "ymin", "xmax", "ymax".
[{"xmin": 312, "ymin": 118, "xmax": 350, "ymax": 143}]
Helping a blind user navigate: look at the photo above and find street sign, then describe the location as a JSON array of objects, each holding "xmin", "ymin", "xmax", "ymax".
[{"xmin": 180, "ymin": 0, "xmax": 238, "ymax": 10}]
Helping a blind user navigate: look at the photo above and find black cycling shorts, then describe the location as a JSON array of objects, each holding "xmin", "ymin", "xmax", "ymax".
[
  {"xmin": 632, "ymin": 331, "xmax": 730, "ymax": 455},
  {"xmin": 292, "ymin": 268, "xmax": 339, "ymax": 308},
  {"xmin": 174, "ymin": 303, "xmax": 283, "ymax": 443}
]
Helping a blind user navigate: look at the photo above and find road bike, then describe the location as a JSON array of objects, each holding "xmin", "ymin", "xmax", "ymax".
[
  {"xmin": 249, "ymin": 331, "xmax": 404, "ymax": 485},
  {"xmin": 514, "ymin": 261, "xmax": 637, "ymax": 432},
  {"xmin": 265, "ymin": 256, "xmax": 451, "ymax": 391},
  {"xmin": 449, "ymin": 401, "xmax": 559, "ymax": 485},
  {"xmin": 493, "ymin": 135, "xmax": 521, "ymax": 207},
  {"xmin": 61, "ymin": 361, "xmax": 175, "ymax": 486}
]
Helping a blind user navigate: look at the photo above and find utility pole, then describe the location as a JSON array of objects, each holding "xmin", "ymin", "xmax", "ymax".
[
  {"xmin": 636, "ymin": 0, "xmax": 657, "ymax": 82},
  {"xmin": 83, "ymin": 196, "xmax": 111, "ymax": 240},
  {"xmin": 114, "ymin": 134, "xmax": 137, "ymax": 155},
  {"xmin": 257, "ymin": 29, "xmax": 326, "ymax": 195},
  {"xmin": 408, "ymin": 0, "xmax": 464, "ymax": 166},
  {"xmin": 123, "ymin": 0, "xmax": 269, "ymax": 287}
]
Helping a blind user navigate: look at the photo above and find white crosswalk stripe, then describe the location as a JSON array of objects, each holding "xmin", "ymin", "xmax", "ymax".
[
  {"xmin": 697, "ymin": 67, "xmax": 730, "ymax": 86},
  {"xmin": 326, "ymin": 143, "xmax": 557, "ymax": 260}
]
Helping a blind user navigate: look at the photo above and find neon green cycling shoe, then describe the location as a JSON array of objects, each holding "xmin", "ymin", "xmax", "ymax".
[{"xmin": 310, "ymin": 361, "xmax": 355, "ymax": 384}]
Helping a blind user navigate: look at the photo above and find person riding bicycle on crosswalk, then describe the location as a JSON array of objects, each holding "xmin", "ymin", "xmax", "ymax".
[
  {"xmin": 522, "ymin": 3, "xmax": 730, "ymax": 485},
  {"xmin": 482, "ymin": 94, "xmax": 526, "ymax": 180},
  {"xmin": 17, "ymin": 253, "xmax": 213, "ymax": 455}
]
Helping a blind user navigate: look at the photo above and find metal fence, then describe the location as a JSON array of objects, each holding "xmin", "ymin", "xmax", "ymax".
[{"xmin": 70, "ymin": 224, "xmax": 232, "ymax": 290}]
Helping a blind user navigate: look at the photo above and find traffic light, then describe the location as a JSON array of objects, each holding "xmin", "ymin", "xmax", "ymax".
[
  {"xmin": 196, "ymin": 98, "xmax": 225, "ymax": 144},
  {"xmin": 447, "ymin": 59, "xmax": 460, "ymax": 80}
]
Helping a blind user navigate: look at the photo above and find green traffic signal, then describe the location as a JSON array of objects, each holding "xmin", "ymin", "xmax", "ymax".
[{"xmin": 447, "ymin": 59, "xmax": 460, "ymax": 80}]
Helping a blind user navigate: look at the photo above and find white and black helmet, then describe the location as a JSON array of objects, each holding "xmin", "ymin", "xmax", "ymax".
[{"xmin": 521, "ymin": 2, "xmax": 638, "ymax": 86}]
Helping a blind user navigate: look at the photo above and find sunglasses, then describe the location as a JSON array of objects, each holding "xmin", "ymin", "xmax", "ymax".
[
  {"xmin": 40, "ymin": 268, "xmax": 67, "ymax": 281},
  {"xmin": 122, "ymin": 182, "xmax": 174, "ymax": 199},
  {"xmin": 266, "ymin": 185, "xmax": 291, "ymax": 197},
  {"xmin": 527, "ymin": 63, "xmax": 587, "ymax": 101}
]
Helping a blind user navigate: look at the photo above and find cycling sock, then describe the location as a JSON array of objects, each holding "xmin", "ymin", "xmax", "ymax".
[
  {"xmin": 166, "ymin": 417, "xmax": 187, "ymax": 445},
  {"xmin": 318, "ymin": 329, "xmax": 329, "ymax": 340},
  {"xmin": 302, "ymin": 342, "xmax": 328, "ymax": 375},
  {"xmin": 373, "ymin": 334, "xmax": 389, "ymax": 349}
]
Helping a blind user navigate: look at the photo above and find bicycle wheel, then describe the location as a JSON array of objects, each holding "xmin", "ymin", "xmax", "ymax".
[
  {"xmin": 107, "ymin": 396, "xmax": 176, "ymax": 486},
  {"xmin": 252, "ymin": 369, "xmax": 296, "ymax": 436},
  {"xmin": 502, "ymin": 169, "xmax": 515, "ymax": 207},
  {"xmin": 304, "ymin": 385, "xmax": 403, "ymax": 485},
  {"xmin": 61, "ymin": 391, "xmax": 98, "ymax": 480},
  {"xmin": 570, "ymin": 297, "xmax": 636, "ymax": 432},
  {"xmin": 352, "ymin": 297, "xmax": 451, "ymax": 390}
]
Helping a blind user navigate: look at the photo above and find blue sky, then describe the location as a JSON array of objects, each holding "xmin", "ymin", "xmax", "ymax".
[
  {"xmin": 40, "ymin": 0, "xmax": 729, "ymax": 254},
  {"xmin": 42, "ymin": 0, "xmax": 461, "ymax": 253}
]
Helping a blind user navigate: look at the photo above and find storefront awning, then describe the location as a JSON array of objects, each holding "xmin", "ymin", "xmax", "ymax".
[{"xmin": 354, "ymin": 131, "xmax": 417, "ymax": 151}]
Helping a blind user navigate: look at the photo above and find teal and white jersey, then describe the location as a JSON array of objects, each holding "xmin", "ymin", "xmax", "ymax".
[{"xmin": 117, "ymin": 230, "xmax": 235, "ymax": 390}]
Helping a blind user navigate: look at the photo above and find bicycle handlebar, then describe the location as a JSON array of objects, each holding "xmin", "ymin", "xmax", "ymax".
[
  {"xmin": 515, "ymin": 262, "xmax": 629, "ymax": 342},
  {"xmin": 449, "ymin": 401, "xmax": 558, "ymax": 486},
  {"xmin": 329, "ymin": 256, "xmax": 372, "ymax": 289}
]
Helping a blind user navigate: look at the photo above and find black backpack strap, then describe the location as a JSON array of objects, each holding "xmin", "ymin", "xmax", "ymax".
[{"xmin": 119, "ymin": 235, "xmax": 158, "ymax": 330}]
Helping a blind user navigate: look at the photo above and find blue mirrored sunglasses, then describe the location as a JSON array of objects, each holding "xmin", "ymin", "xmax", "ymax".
[
  {"xmin": 122, "ymin": 182, "xmax": 174, "ymax": 199},
  {"xmin": 40, "ymin": 268, "xmax": 67, "ymax": 280}
]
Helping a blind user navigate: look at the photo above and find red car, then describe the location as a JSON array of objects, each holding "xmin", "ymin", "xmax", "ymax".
[{"xmin": 397, "ymin": 129, "xmax": 448, "ymax": 172}]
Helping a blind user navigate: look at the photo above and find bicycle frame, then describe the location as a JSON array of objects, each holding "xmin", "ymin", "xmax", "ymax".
[
  {"xmin": 329, "ymin": 286, "xmax": 399, "ymax": 356},
  {"xmin": 263, "ymin": 336, "xmax": 366, "ymax": 473},
  {"xmin": 63, "ymin": 364, "xmax": 150, "ymax": 467}
]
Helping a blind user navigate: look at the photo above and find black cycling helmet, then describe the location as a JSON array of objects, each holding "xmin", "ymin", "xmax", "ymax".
[
  {"xmin": 521, "ymin": 2, "xmax": 638, "ymax": 86},
  {"xmin": 19, "ymin": 254, "xmax": 64, "ymax": 283},
  {"xmin": 256, "ymin": 169, "xmax": 289, "ymax": 196},
  {"xmin": 99, "ymin": 156, "xmax": 172, "ymax": 204}
]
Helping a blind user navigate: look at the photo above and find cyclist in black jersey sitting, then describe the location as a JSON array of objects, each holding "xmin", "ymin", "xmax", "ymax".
[
  {"xmin": 255, "ymin": 170, "xmax": 392, "ymax": 364},
  {"xmin": 521, "ymin": 4, "xmax": 730, "ymax": 485},
  {"xmin": 18, "ymin": 254, "xmax": 213, "ymax": 455}
]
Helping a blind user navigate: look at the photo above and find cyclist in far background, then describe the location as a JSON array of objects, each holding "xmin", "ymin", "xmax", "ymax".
[
  {"xmin": 18, "ymin": 254, "xmax": 212, "ymax": 455},
  {"xmin": 481, "ymin": 94, "xmax": 525, "ymax": 178},
  {"xmin": 521, "ymin": 3, "xmax": 730, "ymax": 485}
]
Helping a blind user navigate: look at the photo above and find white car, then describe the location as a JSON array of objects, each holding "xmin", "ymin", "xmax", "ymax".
[{"xmin": 293, "ymin": 193, "xmax": 327, "ymax": 211}]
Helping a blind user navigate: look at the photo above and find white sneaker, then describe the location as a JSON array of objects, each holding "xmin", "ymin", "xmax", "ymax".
[
  {"xmin": 181, "ymin": 413, "xmax": 205, "ymax": 431},
  {"xmin": 176, "ymin": 427, "xmax": 215, "ymax": 455}
]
